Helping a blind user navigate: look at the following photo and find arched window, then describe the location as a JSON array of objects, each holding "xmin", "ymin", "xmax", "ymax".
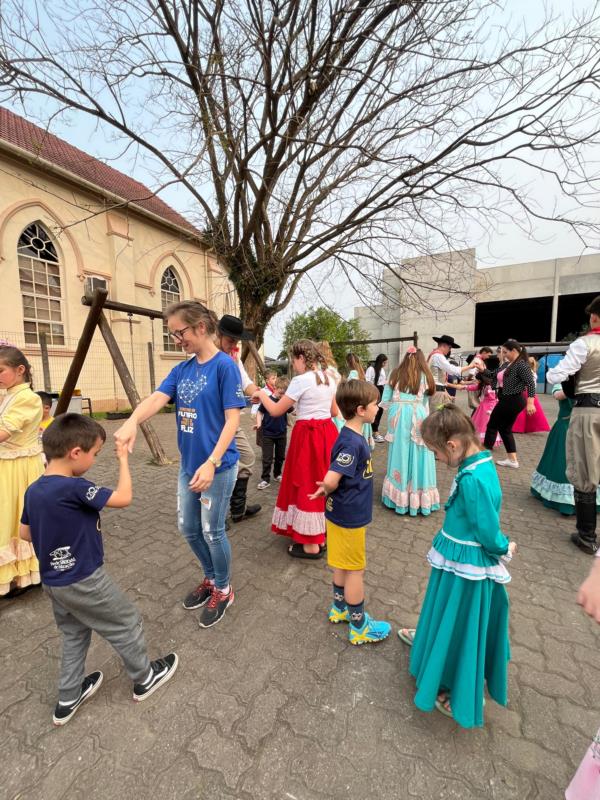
[
  {"xmin": 161, "ymin": 267, "xmax": 181, "ymax": 351},
  {"xmin": 18, "ymin": 222, "xmax": 64, "ymax": 345}
]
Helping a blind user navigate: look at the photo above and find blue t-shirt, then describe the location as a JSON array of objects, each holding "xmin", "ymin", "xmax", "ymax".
[
  {"xmin": 157, "ymin": 351, "xmax": 246, "ymax": 475},
  {"xmin": 258, "ymin": 395, "xmax": 289, "ymax": 438},
  {"xmin": 21, "ymin": 475, "xmax": 113, "ymax": 586},
  {"xmin": 325, "ymin": 426, "xmax": 374, "ymax": 528}
]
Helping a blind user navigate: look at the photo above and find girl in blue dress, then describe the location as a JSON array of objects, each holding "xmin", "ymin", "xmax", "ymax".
[
  {"xmin": 380, "ymin": 347, "xmax": 439, "ymax": 516},
  {"xmin": 398, "ymin": 404, "xmax": 516, "ymax": 728}
]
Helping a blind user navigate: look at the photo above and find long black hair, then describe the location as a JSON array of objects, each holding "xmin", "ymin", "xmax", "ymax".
[
  {"xmin": 373, "ymin": 353, "xmax": 387, "ymax": 386},
  {"xmin": 502, "ymin": 339, "xmax": 528, "ymax": 366}
]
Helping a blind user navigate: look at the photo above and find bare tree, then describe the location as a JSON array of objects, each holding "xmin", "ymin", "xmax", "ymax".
[{"xmin": 1, "ymin": 0, "xmax": 600, "ymax": 352}]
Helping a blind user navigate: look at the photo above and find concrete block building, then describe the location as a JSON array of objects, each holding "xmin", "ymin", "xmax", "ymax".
[
  {"xmin": 355, "ymin": 248, "xmax": 600, "ymax": 367},
  {"xmin": 0, "ymin": 107, "xmax": 237, "ymax": 410}
]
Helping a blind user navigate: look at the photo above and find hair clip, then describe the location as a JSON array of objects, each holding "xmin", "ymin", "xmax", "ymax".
[{"xmin": 406, "ymin": 346, "xmax": 417, "ymax": 354}]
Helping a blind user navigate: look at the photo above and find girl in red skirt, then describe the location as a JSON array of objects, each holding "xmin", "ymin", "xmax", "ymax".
[{"xmin": 256, "ymin": 340, "xmax": 339, "ymax": 559}]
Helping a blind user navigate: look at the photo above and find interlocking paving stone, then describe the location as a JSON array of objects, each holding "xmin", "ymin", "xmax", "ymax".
[{"xmin": 2, "ymin": 395, "xmax": 599, "ymax": 800}]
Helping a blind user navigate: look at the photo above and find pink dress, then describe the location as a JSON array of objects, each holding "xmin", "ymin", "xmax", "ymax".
[
  {"xmin": 469, "ymin": 385, "xmax": 501, "ymax": 447},
  {"xmin": 512, "ymin": 372, "xmax": 550, "ymax": 434},
  {"xmin": 566, "ymin": 730, "xmax": 600, "ymax": 799}
]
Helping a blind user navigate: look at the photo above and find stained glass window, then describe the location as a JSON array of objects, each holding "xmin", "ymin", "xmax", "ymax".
[
  {"xmin": 17, "ymin": 223, "xmax": 64, "ymax": 345},
  {"xmin": 161, "ymin": 267, "xmax": 181, "ymax": 351}
]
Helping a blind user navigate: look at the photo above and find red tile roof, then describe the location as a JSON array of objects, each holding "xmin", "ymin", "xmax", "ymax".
[{"xmin": 0, "ymin": 106, "xmax": 202, "ymax": 237}]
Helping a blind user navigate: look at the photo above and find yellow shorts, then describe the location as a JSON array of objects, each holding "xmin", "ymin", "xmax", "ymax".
[{"xmin": 326, "ymin": 521, "xmax": 366, "ymax": 571}]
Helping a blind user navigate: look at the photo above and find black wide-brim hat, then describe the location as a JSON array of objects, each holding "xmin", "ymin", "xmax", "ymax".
[
  {"xmin": 433, "ymin": 334, "xmax": 460, "ymax": 348},
  {"xmin": 218, "ymin": 314, "xmax": 255, "ymax": 341}
]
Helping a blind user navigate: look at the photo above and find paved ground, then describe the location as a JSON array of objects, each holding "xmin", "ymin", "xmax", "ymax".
[{"xmin": 2, "ymin": 395, "xmax": 599, "ymax": 800}]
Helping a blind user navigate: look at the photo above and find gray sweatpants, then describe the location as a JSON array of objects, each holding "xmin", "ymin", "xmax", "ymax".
[
  {"xmin": 234, "ymin": 427, "xmax": 255, "ymax": 479},
  {"xmin": 45, "ymin": 567, "xmax": 151, "ymax": 702},
  {"xmin": 566, "ymin": 408, "xmax": 600, "ymax": 493}
]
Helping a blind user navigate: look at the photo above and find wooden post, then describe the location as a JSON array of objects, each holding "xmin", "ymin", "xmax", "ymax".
[
  {"xmin": 97, "ymin": 312, "xmax": 170, "ymax": 466},
  {"xmin": 413, "ymin": 331, "xmax": 418, "ymax": 348},
  {"xmin": 147, "ymin": 342, "xmax": 156, "ymax": 393},
  {"xmin": 56, "ymin": 289, "xmax": 108, "ymax": 415},
  {"xmin": 245, "ymin": 341, "xmax": 269, "ymax": 382},
  {"xmin": 39, "ymin": 332, "xmax": 52, "ymax": 392}
]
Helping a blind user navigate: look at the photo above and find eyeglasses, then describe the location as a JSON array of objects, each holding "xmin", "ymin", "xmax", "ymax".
[{"xmin": 169, "ymin": 326, "xmax": 191, "ymax": 341}]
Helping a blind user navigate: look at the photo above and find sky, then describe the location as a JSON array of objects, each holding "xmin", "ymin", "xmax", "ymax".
[{"xmin": 3, "ymin": 0, "xmax": 599, "ymax": 357}]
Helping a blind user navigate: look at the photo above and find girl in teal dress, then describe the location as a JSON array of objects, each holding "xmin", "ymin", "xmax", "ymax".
[
  {"xmin": 398, "ymin": 405, "xmax": 516, "ymax": 728},
  {"xmin": 380, "ymin": 347, "xmax": 440, "ymax": 516},
  {"xmin": 345, "ymin": 353, "xmax": 374, "ymax": 449},
  {"xmin": 530, "ymin": 384, "xmax": 600, "ymax": 515}
]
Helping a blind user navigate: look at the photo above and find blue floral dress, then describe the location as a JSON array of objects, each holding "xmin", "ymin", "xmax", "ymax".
[{"xmin": 380, "ymin": 378, "xmax": 439, "ymax": 515}]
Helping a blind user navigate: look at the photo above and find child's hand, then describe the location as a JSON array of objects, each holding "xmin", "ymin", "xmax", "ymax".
[
  {"xmin": 508, "ymin": 541, "xmax": 517, "ymax": 557},
  {"xmin": 308, "ymin": 482, "xmax": 327, "ymax": 500},
  {"xmin": 115, "ymin": 440, "xmax": 129, "ymax": 460}
]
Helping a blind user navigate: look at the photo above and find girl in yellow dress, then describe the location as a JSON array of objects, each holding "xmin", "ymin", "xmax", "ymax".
[{"xmin": 0, "ymin": 345, "xmax": 44, "ymax": 595}]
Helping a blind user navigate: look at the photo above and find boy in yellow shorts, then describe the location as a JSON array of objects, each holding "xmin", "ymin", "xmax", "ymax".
[{"xmin": 309, "ymin": 379, "xmax": 391, "ymax": 645}]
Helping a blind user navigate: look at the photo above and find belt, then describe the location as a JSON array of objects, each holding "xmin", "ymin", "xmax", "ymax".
[{"xmin": 574, "ymin": 394, "xmax": 600, "ymax": 408}]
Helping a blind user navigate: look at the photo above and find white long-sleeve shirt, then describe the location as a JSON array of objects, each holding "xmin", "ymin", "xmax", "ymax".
[
  {"xmin": 429, "ymin": 352, "xmax": 463, "ymax": 378},
  {"xmin": 546, "ymin": 338, "xmax": 588, "ymax": 384}
]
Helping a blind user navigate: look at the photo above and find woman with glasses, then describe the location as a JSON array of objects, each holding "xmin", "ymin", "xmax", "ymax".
[{"xmin": 114, "ymin": 302, "xmax": 246, "ymax": 629}]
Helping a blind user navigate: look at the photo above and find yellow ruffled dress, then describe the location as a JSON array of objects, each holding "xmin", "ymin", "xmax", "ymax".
[{"xmin": 0, "ymin": 383, "xmax": 44, "ymax": 594}]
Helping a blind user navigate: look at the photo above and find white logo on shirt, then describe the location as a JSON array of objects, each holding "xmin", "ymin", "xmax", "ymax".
[
  {"xmin": 336, "ymin": 452, "xmax": 354, "ymax": 467},
  {"xmin": 49, "ymin": 546, "xmax": 76, "ymax": 572},
  {"xmin": 179, "ymin": 376, "xmax": 205, "ymax": 405},
  {"xmin": 86, "ymin": 485, "xmax": 100, "ymax": 501},
  {"xmin": 236, "ymin": 383, "xmax": 244, "ymax": 399}
]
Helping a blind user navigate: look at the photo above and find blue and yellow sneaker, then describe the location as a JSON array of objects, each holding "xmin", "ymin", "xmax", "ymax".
[
  {"xmin": 328, "ymin": 604, "xmax": 349, "ymax": 624},
  {"xmin": 348, "ymin": 613, "xmax": 391, "ymax": 645}
]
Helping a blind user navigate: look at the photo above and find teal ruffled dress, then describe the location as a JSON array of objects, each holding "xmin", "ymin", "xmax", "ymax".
[
  {"xmin": 408, "ymin": 451, "xmax": 511, "ymax": 728},
  {"xmin": 530, "ymin": 385, "xmax": 600, "ymax": 515}
]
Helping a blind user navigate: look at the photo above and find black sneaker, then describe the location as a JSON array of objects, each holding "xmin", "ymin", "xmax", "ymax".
[
  {"xmin": 198, "ymin": 586, "xmax": 234, "ymax": 628},
  {"xmin": 52, "ymin": 671, "xmax": 103, "ymax": 726},
  {"xmin": 571, "ymin": 533, "xmax": 598, "ymax": 555},
  {"xmin": 182, "ymin": 578, "xmax": 213, "ymax": 610},
  {"xmin": 133, "ymin": 653, "xmax": 178, "ymax": 702}
]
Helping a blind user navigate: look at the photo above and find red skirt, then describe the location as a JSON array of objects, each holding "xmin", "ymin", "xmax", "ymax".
[{"xmin": 271, "ymin": 418, "xmax": 339, "ymax": 545}]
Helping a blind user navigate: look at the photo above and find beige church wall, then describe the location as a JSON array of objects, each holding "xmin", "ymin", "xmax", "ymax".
[{"xmin": 0, "ymin": 150, "xmax": 237, "ymax": 410}]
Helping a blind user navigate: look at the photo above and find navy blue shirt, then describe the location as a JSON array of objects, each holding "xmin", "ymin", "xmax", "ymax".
[
  {"xmin": 258, "ymin": 395, "xmax": 289, "ymax": 438},
  {"xmin": 325, "ymin": 426, "xmax": 374, "ymax": 528},
  {"xmin": 21, "ymin": 475, "xmax": 113, "ymax": 586},
  {"xmin": 157, "ymin": 351, "xmax": 246, "ymax": 475}
]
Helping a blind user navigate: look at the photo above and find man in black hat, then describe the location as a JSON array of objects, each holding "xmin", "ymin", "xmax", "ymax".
[
  {"xmin": 427, "ymin": 335, "xmax": 474, "ymax": 394},
  {"xmin": 547, "ymin": 295, "xmax": 600, "ymax": 554},
  {"xmin": 217, "ymin": 315, "xmax": 262, "ymax": 523}
]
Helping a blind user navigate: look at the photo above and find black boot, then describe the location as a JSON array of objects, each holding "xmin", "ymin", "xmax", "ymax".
[
  {"xmin": 230, "ymin": 476, "xmax": 261, "ymax": 523},
  {"xmin": 571, "ymin": 490, "xmax": 598, "ymax": 555}
]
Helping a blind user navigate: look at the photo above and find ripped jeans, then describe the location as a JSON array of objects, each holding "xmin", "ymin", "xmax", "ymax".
[{"xmin": 177, "ymin": 463, "xmax": 238, "ymax": 590}]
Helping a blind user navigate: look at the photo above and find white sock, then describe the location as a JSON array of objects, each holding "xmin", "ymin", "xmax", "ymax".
[{"xmin": 218, "ymin": 584, "xmax": 230, "ymax": 595}]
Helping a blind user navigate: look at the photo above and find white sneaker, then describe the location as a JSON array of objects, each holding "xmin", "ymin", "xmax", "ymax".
[
  {"xmin": 496, "ymin": 459, "xmax": 519, "ymax": 469},
  {"xmin": 374, "ymin": 433, "xmax": 385, "ymax": 443},
  {"xmin": 274, "ymin": 475, "xmax": 283, "ymax": 482},
  {"xmin": 257, "ymin": 480, "xmax": 270, "ymax": 490}
]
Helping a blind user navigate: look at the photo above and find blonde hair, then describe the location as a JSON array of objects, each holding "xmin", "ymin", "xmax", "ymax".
[
  {"xmin": 317, "ymin": 341, "xmax": 338, "ymax": 369},
  {"xmin": 291, "ymin": 340, "xmax": 330, "ymax": 385},
  {"xmin": 345, "ymin": 352, "xmax": 365, "ymax": 379},
  {"xmin": 421, "ymin": 404, "xmax": 482, "ymax": 457},
  {"xmin": 528, "ymin": 356, "xmax": 538, "ymax": 373},
  {"xmin": 389, "ymin": 349, "xmax": 435, "ymax": 396},
  {"xmin": 165, "ymin": 301, "xmax": 217, "ymax": 335}
]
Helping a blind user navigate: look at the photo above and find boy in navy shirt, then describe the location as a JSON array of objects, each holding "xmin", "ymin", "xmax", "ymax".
[
  {"xmin": 20, "ymin": 414, "xmax": 178, "ymax": 726},
  {"xmin": 309, "ymin": 380, "xmax": 391, "ymax": 645},
  {"xmin": 257, "ymin": 376, "xmax": 291, "ymax": 490}
]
